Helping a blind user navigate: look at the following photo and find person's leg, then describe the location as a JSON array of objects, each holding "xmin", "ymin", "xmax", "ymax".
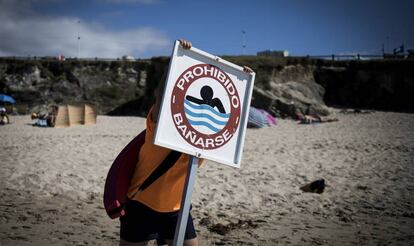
[
  {"xmin": 119, "ymin": 200, "xmax": 159, "ymax": 245},
  {"xmin": 183, "ymin": 238, "xmax": 198, "ymax": 246},
  {"xmin": 165, "ymin": 238, "xmax": 198, "ymax": 246},
  {"xmin": 119, "ymin": 238, "xmax": 148, "ymax": 246},
  {"xmin": 162, "ymin": 211, "xmax": 198, "ymax": 246}
]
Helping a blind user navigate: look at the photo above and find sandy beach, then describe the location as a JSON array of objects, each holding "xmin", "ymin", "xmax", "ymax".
[{"xmin": 1, "ymin": 112, "xmax": 413, "ymax": 245}]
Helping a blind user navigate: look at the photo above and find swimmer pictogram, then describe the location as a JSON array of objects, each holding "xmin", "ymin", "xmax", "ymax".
[{"xmin": 185, "ymin": 86, "xmax": 226, "ymax": 114}]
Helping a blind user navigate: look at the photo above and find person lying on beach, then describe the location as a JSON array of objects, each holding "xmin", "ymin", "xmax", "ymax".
[
  {"xmin": 295, "ymin": 111, "xmax": 338, "ymax": 124},
  {"xmin": 31, "ymin": 106, "xmax": 58, "ymax": 127},
  {"xmin": 119, "ymin": 39, "xmax": 254, "ymax": 246}
]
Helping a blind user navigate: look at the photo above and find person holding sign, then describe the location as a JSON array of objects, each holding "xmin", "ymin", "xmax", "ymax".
[
  {"xmin": 119, "ymin": 39, "xmax": 253, "ymax": 246},
  {"xmin": 119, "ymin": 40, "xmax": 200, "ymax": 246}
]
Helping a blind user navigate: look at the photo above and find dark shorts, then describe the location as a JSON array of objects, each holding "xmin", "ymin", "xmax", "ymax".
[{"xmin": 120, "ymin": 200, "xmax": 196, "ymax": 243}]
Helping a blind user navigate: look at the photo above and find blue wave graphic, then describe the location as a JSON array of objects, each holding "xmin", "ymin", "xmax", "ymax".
[
  {"xmin": 184, "ymin": 99, "xmax": 229, "ymax": 133},
  {"xmin": 184, "ymin": 108, "xmax": 228, "ymax": 125},
  {"xmin": 184, "ymin": 100, "xmax": 230, "ymax": 118},
  {"xmin": 187, "ymin": 119, "xmax": 221, "ymax": 132}
]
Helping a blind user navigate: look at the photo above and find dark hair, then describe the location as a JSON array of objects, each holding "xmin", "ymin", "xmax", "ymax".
[{"xmin": 154, "ymin": 66, "xmax": 169, "ymax": 100}]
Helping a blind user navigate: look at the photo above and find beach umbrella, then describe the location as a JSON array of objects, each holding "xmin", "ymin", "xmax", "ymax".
[
  {"xmin": 247, "ymin": 106, "xmax": 277, "ymax": 128},
  {"xmin": 0, "ymin": 94, "xmax": 16, "ymax": 104}
]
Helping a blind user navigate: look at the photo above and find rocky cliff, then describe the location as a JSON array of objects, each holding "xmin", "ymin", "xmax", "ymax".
[
  {"xmin": 1, "ymin": 57, "xmax": 413, "ymax": 117},
  {"xmin": 314, "ymin": 60, "xmax": 414, "ymax": 112},
  {"xmin": 226, "ymin": 57, "xmax": 414, "ymax": 116}
]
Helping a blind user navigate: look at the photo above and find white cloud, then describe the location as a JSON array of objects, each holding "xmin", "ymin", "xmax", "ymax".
[{"xmin": 0, "ymin": 0, "xmax": 170, "ymax": 58}]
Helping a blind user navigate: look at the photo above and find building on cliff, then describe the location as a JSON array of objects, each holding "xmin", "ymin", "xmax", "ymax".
[{"xmin": 257, "ymin": 50, "xmax": 289, "ymax": 58}]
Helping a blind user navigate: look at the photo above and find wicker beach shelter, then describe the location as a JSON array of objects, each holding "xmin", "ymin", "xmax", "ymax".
[{"xmin": 54, "ymin": 104, "xmax": 97, "ymax": 128}]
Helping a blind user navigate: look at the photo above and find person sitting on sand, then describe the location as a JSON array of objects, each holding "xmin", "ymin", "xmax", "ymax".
[
  {"xmin": 119, "ymin": 39, "xmax": 254, "ymax": 246},
  {"xmin": 46, "ymin": 105, "xmax": 58, "ymax": 127},
  {"xmin": 0, "ymin": 107, "xmax": 10, "ymax": 125}
]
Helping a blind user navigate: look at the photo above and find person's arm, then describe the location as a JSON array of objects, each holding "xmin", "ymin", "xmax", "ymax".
[{"xmin": 150, "ymin": 39, "xmax": 192, "ymax": 122}]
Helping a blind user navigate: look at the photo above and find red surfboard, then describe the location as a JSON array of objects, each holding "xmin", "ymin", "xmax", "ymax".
[{"xmin": 103, "ymin": 130, "xmax": 146, "ymax": 219}]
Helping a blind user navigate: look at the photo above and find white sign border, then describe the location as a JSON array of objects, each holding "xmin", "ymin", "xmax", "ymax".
[{"xmin": 154, "ymin": 40, "xmax": 255, "ymax": 168}]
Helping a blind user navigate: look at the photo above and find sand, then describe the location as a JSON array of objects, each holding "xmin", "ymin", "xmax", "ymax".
[{"xmin": 1, "ymin": 112, "xmax": 413, "ymax": 245}]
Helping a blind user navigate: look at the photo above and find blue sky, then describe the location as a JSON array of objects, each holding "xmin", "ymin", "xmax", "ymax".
[{"xmin": 1, "ymin": 0, "xmax": 413, "ymax": 58}]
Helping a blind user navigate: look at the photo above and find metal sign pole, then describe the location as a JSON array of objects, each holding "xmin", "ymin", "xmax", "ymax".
[{"xmin": 173, "ymin": 155, "xmax": 199, "ymax": 246}]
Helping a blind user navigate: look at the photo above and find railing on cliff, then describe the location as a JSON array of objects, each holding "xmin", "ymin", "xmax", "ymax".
[
  {"xmin": 309, "ymin": 54, "xmax": 411, "ymax": 61},
  {"xmin": 0, "ymin": 54, "xmax": 409, "ymax": 62},
  {"xmin": 308, "ymin": 54, "xmax": 386, "ymax": 61},
  {"xmin": 0, "ymin": 56, "xmax": 134, "ymax": 62}
]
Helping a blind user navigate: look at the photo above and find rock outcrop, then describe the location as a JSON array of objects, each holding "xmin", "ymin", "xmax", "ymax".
[{"xmin": 250, "ymin": 64, "xmax": 330, "ymax": 117}]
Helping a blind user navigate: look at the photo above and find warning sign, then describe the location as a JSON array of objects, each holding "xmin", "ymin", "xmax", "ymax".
[
  {"xmin": 154, "ymin": 41, "xmax": 255, "ymax": 167},
  {"xmin": 171, "ymin": 64, "xmax": 241, "ymax": 149}
]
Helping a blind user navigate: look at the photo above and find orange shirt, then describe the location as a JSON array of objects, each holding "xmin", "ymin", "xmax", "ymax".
[{"xmin": 127, "ymin": 108, "xmax": 201, "ymax": 212}]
